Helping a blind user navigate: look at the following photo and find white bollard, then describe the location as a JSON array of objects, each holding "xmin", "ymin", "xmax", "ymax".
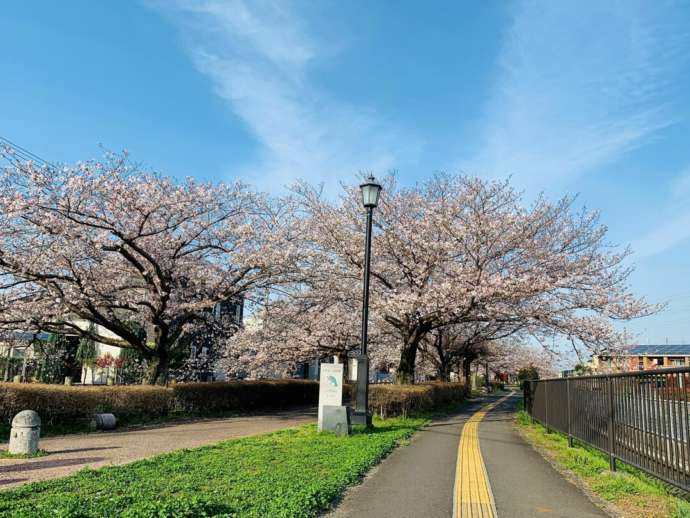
[{"xmin": 8, "ymin": 410, "xmax": 41, "ymax": 455}]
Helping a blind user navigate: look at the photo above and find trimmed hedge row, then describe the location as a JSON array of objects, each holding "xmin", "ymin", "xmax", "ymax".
[
  {"xmin": 0, "ymin": 380, "xmax": 318, "ymax": 428},
  {"xmin": 0, "ymin": 380, "xmax": 467, "ymax": 430},
  {"xmin": 368, "ymin": 382, "xmax": 469, "ymax": 418},
  {"xmin": 0, "ymin": 384, "xmax": 173, "ymax": 426},
  {"xmin": 170, "ymin": 380, "xmax": 318, "ymax": 414}
]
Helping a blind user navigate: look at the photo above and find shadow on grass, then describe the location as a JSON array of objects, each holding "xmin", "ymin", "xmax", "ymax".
[
  {"xmin": 48, "ymin": 446, "xmax": 122, "ymax": 455},
  {"xmin": 0, "ymin": 456, "xmax": 106, "ymax": 474},
  {"xmin": 0, "ymin": 478, "xmax": 28, "ymax": 486}
]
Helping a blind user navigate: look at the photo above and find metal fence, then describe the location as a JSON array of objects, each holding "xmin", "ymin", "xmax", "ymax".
[{"xmin": 524, "ymin": 367, "xmax": 690, "ymax": 492}]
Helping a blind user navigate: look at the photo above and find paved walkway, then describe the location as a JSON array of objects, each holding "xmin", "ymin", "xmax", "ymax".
[
  {"xmin": 0, "ymin": 409, "xmax": 315, "ymax": 490},
  {"xmin": 329, "ymin": 398, "xmax": 488, "ymax": 518},
  {"xmin": 331, "ymin": 392, "xmax": 607, "ymax": 518},
  {"xmin": 481, "ymin": 394, "xmax": 605, "ymax": 517}
]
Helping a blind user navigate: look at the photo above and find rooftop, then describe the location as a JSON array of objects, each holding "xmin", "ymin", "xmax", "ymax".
[{"xmin": 628, "ymin": 344, "xmax": 690, "ymax": 356}]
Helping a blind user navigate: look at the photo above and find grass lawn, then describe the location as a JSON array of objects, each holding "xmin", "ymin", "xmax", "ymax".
[
  {"xmin": 0, "ymin": 449, "xmax": 48, "ymax": 459},
  {"xmin": 515, "ymin": 410, "xmax": 690, "ymax": 518},
  {"xmin": 0, "ymin": 416, "xmax": 427, "ymax": 518}
]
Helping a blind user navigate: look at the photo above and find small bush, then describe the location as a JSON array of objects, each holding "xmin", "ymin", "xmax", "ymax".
[
  {"xmin": 368, "ymin": 382, "xmax": 468, "ymax": 418},
  {"xmin": 490, "ymin": 381, "xmax": 505, "ymax": 391},
  {"xmin": 171, "ymin": 380, "xmax": 318, "ymax": 414}
]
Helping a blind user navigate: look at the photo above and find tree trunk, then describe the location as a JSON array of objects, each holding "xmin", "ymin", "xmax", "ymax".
[
  {"xmin": 437, "ymin": 361, "xmax": 452, "ymax": 382},
  {"xmin": 462, "ymin": 357, "xmax": 472, "ymax": 387},
  {"xmin": 395, "ymin": 328, "xmax": 424, "ymax": 384},
  {"xmin": 21, "ymin": 350, "xmax": 28, "ymax": 382},
  {"xmin": 433, "ymin": 330, "xmax": 452, "ymax": 382},
  {"xmin": 3, "ymin": 347, "xmax": 12, "ymax": 381},
  {"xmin": 396, "ymin": 346, "xmax": 417, "ymax": 384},
  {"xmin": 144, "ymin": 351, "xmax": 170, "ymax": 385}
]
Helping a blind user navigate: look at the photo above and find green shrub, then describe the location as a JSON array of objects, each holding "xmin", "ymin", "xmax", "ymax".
[
  {"xmin": 0, "ymin": 380, "xmax": 465, "ymax": 433},
  {"xmin": 171, "ymin": 380, "xmax": 318, "ymax": 414},
  {"xmin": 0, "ymin": 380, "xmax": 318, "ymax": 431},
  {"xmin": 368, "ymin": 382, "xmax": 468, "ymax": 418},
  {"xmin": 0, "ymin": 383, "xmax": 173, "ymax": 427}
]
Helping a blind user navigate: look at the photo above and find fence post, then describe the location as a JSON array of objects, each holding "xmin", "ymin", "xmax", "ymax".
[
  {"xmin": 523, "ymin": 381, "xmax": 528, "ymax": 413},
  {"xmin": 607, "ymin": 375, "xmax": 617, "ymax": 471},
  {"xmin": 567, "ymin": 377, "xmax": 573, "ymax": 447},
  {"xmin": 545, "ymin": 380, "xmax": 550, "ymax": 433},
  {"xmin": 529, "ymin": 381, "xmax": 535, "ymax": 424}
]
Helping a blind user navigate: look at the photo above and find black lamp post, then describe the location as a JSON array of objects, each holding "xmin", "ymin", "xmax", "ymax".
[{"xmin": 352, "ymin": 175, "xmax": 382, "ymax": 427}]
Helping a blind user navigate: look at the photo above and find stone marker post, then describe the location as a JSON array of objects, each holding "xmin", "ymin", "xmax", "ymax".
[
  {"xmin": 9, "ymin": 410, "xmax": 41, "ymax": 455},
  {"xmin": 318, "ymin": 362, "xmax": 344, "ymax": 432}
]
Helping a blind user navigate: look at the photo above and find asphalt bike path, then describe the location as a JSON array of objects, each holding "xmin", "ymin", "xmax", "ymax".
[
  {"xmin": 330, "ymin": 391, "xmax": 607, "ymax": 518},
  {"xmin": 329, "ymin": 397, "xmax": 491, "ymax": 518},
  {"xmin": 480, "ymin": 393, "xmax": 606, "ymax": 518}
]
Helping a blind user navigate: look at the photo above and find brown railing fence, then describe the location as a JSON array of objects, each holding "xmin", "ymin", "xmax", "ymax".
[{"xmin": 524, "ymin": 367, "xmax": 690, "ymax": 492}]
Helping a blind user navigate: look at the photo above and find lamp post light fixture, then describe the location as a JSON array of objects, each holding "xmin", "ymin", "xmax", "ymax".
[{"xmin": 352, "ymin": 175, "xmax": 382, "ymax": 427}]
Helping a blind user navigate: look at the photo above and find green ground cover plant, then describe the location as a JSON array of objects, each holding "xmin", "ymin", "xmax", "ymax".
[
  {"xmin": 0, "ymin": 416, "xmax": 428, "ymax": 518},
  {"xmin": 0, "ymin": 449, "xmax": 47, "ymax": 459},
  {"xmin": 515, "ymin": 409, "xmax": 690, "ymax": 518}
]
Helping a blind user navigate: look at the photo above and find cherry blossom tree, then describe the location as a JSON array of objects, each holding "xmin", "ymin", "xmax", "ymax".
[
  {"xmin": 292, "ymin": 174, "xmax": 656, "ymax": 383},
  {"xmin": 0, "ymin": 149, "xmax": 301, "ymax": 384},
  {"xmin": 225, "ymin": 293, "xmax": 398, "ymax": 379},
  {"xmin": 483, "ymin": 341, "xmax": 559, "ymax": 379},
  {"xmin": 418, "ymin": 321, "xmax": 524, "ymax": 382}
]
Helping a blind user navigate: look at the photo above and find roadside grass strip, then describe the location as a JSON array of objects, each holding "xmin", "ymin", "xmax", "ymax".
[
  {"xmin": 454, "ymin": 393, "xmax": 513, "ymax": 518},
  {"xmin": 515, "ymin": 410, "xmax": 690, "ymax": 518},
  {"xmin": 0, "ymin": 416, "xmax": 427, "ymax": 518}
]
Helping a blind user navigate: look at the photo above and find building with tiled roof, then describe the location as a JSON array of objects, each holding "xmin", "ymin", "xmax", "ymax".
[{"xmin": 592, "ymin": 344, "xmax": 690, "ymax": 373}]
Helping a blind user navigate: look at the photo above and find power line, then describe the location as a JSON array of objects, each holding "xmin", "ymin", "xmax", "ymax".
[{"xmin": 0, "ymin": 136, "xmax": 59, "ymax": 170}]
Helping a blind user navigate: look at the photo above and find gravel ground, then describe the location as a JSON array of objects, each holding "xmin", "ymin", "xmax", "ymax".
[{"xmin": 0, "ymin": 409, "xmax": 315, "ymax": 490}]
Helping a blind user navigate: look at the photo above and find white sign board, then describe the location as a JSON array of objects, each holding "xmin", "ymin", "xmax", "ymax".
[{"xmin": 318, "ymin": 362, "xmax": 344, "ymax": 431}]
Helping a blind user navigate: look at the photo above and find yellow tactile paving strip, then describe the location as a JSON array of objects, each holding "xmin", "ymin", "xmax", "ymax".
[{"xmin": 453, "ymin": 392, "xmax": 514, "ymax": 518}]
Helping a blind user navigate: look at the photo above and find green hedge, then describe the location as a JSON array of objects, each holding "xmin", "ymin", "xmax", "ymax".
[
  {"xmin": 0, "ymin": 380, "xmax": 318, "ymax": 429},
  {"xmin": 0, "ymin": 384, "xmax": 173, "ymax": 426},
  {"xmin": 0, "ymin": 380, "xmax": 466, "ymax": 431},
  {"xmin": 368, "ymin": 382, "xmax": 468, "ymax": 418},
  {"xmin": 171, "ymin": 380, "xmax": 319, "ymax": 414}
]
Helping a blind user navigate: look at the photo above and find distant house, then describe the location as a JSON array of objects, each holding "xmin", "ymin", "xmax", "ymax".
[
  {"xmin": 592, "ymin": 344, "xmax": 690, "ymax": 373},
  {"xmin": 0, "ymin": 332, "xmax": 48, "ymax": 381},
  {"xmin": 80, "ymin": 296, "xmax": 245, "ymax": 384}
]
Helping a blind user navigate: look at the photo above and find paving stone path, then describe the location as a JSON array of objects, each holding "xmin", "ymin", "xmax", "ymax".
[{"xmin": 0, "ymin": 409, "xmax": 315, "ymax": 490}]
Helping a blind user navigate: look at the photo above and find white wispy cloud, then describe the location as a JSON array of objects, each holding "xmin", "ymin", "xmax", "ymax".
[
  {"xmin": 150, "ymin": 0, "xmax": 421, "ymax": 192},
  {"xmin": 469, "ymin": 0, "xmax": 687, "ymax": 189},
  {"xmin": 634, "ymin": 164, "xmax": 690, "ymax": 257},
  {"xmin": 671, "ymin": 166, "xmax": 690, "ymax": 200}
]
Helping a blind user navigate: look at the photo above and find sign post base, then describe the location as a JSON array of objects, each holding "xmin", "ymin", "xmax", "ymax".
[{"xmin": 350, "ymin": 410, "xmax": 372, "ymax": 427}]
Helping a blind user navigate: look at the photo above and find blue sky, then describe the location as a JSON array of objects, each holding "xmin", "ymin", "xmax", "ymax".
[{"xmin": 2, "ymin": 1, "xmax": 690, "ymax": 345}]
